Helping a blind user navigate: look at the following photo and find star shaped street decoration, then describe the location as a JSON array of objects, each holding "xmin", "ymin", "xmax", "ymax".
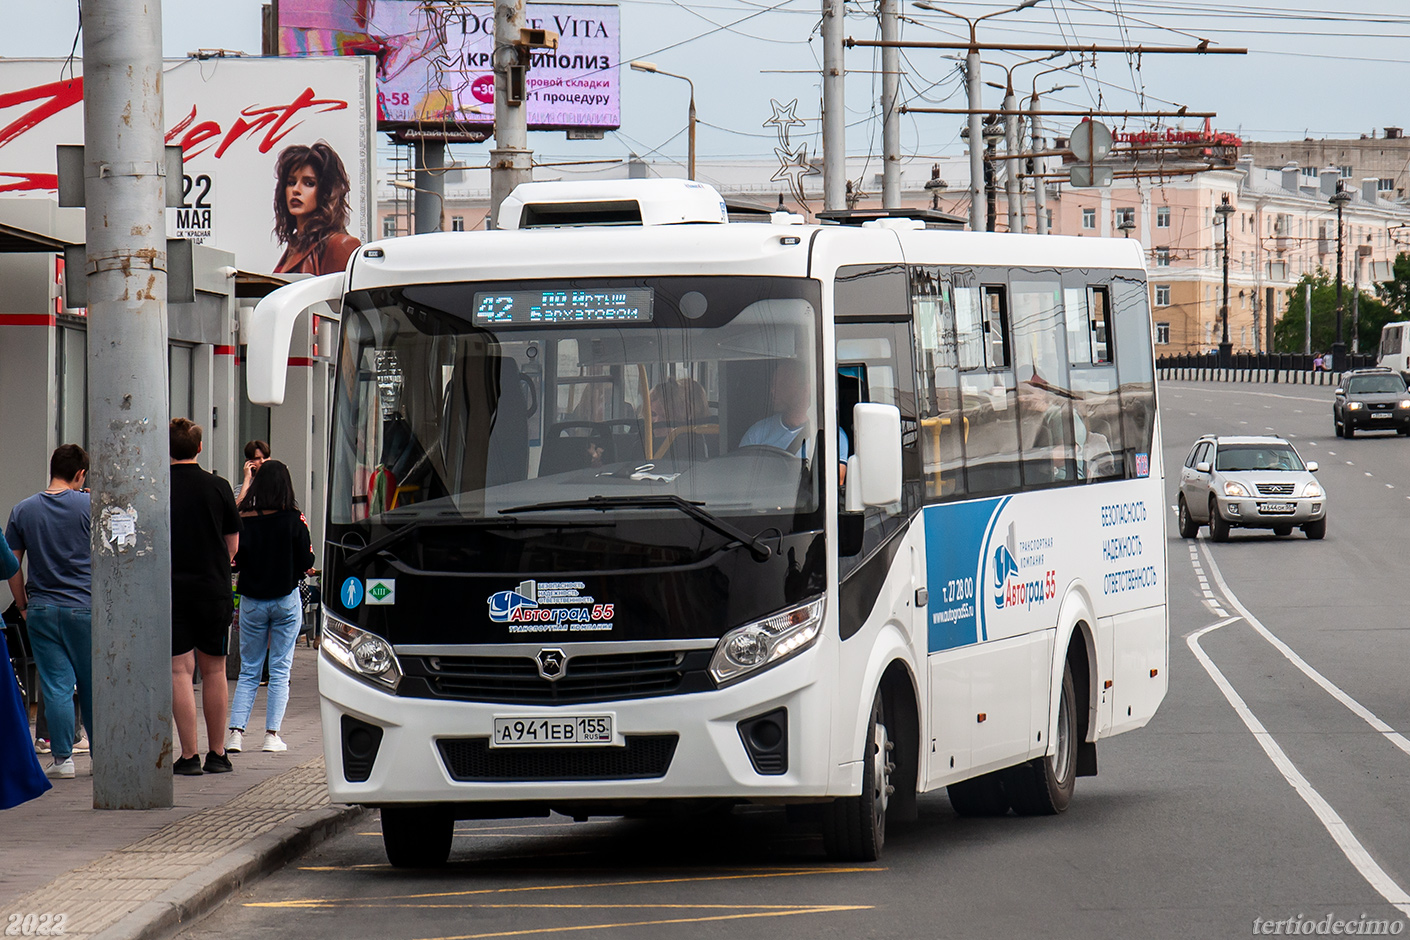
[
  {"xmin": 771, "ymin": 143, "xmax": 819, "ymax": 209},
  {"xmin": 763, "ymin": 98, "xmax": 807, "ymax": 144}
]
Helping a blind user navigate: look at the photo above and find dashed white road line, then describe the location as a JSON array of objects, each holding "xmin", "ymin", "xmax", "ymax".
[{"xmin": 1187, "ymin": 545, "xmax": 1410, "ymax": 919}]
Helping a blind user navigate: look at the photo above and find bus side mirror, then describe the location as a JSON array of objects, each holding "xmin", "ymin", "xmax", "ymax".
[
  {"xmin": 246, "ymin": 272, "xmax": 345, "ymax": 406},
  {"xmin": 845, "ymin": 403, "xmax": 902, "ymax": 511}
]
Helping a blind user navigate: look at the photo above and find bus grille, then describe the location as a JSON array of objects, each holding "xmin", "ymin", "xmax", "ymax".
[
  {"xmin": 399, "ymin": 650, "xmax": 715, "ymax": 705},
  {"xmin": 437, "ymin": 735, "xmax": 679, "ymax": 781}
]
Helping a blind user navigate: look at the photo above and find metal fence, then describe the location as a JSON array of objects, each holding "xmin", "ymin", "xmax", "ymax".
[{"xmin": 1156, "ymin": 352, "xmax": 1380, "ymax": 385}]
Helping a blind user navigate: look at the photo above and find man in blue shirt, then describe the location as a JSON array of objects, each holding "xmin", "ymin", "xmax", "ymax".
[
  {"xmin": 6, "ymin": 445, "xmax": 92, "ymax": 780},
  {"xmin": 739, "ymin": 359, "xmax": 850, "ymax": 476}
]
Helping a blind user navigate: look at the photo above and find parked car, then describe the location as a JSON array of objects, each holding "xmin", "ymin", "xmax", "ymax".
[
  {"xmin": 1333, "ymin": 367, "xmax": 1410, "ymax": 437},
  {"xmin": 1177, "ymin": 435, "xmax": 1326, "ymax": 541}
]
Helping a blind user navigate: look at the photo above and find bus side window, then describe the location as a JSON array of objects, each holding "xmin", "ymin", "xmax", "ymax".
[
  {"xmin": 1112, "ymin": 274, "xmax": 1156, "ymax": 478},
  {"xmin": 1012, "ymin": 277, "xmax": 1077, "ymax": 486},
  {"xmin": 956, "ymin": 280, "xmax": 1020, "ymax": 496},
  {"xmin": 911, "ymin": 267, "xmax": 965, "ymax": 501},
  {"xmin": 1065, "ymin": 279, "xmax": 1124, "ymax": 481}
]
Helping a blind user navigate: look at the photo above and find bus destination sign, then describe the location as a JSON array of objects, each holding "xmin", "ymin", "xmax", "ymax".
[{"xmin": 472, "ymin": 288, "xmax": 654, "ymax": 324}]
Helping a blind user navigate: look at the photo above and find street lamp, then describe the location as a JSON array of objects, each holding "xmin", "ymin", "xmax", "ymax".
[
  {"xmin": 630, "ymin": 61, "xmax": 696, "ymax": 181},
  {"xmin": 1329, "ymin": 181, "xmax": 1353, "ymax": 372},
  {"xmin": 1215, "ymin": 193, "xmax": 1235, "ymax": 367},
  {"xmin": 913, "ymin": 0, "xmax": 1047, "ymax": 231}
]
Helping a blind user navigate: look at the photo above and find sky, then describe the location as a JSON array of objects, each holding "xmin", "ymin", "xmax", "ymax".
[{"xmin": 6, "ymin": 0, "xmax": 1410, "ymax": 181}]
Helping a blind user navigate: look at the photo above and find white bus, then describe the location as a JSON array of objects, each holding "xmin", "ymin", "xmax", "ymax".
[
  {"xmin": 1378, "ymin": 321, "xmax": 1410, "ymax": 379},
  {"xmin": 249, "ymin": 180, "xmax": 1167, "ymax": 868}
]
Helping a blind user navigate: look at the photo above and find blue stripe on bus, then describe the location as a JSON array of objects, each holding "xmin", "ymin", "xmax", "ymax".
[{"xmin": 923, "ymin": 496, "xmax": 1006, "ymax": 652}]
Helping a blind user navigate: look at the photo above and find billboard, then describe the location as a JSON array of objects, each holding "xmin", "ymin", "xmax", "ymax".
[
  {"xmin": 277, "ymin": 0, "xmax": 620, "ymax": 137},
  {"xmin": 0, "ymin": 57, "xmax": 374, "ymax": 274}
]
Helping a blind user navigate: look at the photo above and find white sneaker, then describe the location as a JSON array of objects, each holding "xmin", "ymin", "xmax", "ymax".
[
  {"xmin": 72, "ymin": 734, "xmax": 90, "ymax": 754},
  {"xmin": 225, "ymin": 728, "xmax": 244, "ymax": 753},
  {"xmin": 46, "ymin": 757, "xmax": 75, "ymax": 779},
  {"xmin": 262, "ymin": 732, "xmax": 288, "ymax": 753}
]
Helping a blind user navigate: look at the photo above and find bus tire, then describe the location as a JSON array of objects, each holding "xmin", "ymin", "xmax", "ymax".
[
  {"xmin": 1208, "ymin": 499, "xmax": 1230, "ymax": 542},
  {"xmin": 822, "ymin": 689, "xmax": 890, "ymax": 861},
  {"xmin": 381, "ymin": 805, "xmax": 454, "ymax": 868},
  {"xmin": 1003, "ymin": 663, "xmax": 1077, "ymax": 816},
  {"xmin": 946, "ymin": 772, "xmax": 1010, "ymax": 817},
  {"xmin": 1177, "ymin": 497, "xmax": 1199, "ymax": 539}
]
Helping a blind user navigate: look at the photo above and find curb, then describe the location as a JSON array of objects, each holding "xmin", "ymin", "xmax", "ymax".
[{"xmin": 93, "ymin": 803, "xmax": 369, "ymax": 940}]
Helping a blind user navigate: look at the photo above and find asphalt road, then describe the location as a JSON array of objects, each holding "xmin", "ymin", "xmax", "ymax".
[{"xmin": 181, "ymin": 380, "xmax": 1410, "ymax": 940}]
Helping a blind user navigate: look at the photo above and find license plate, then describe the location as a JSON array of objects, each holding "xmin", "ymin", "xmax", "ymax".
[
  {"xmin": 1257, "ymin": 502, "xmax": 1295, "ymax": 514},
  {"xmin": 492, "ymin": 715, "xmax": 614, "ymax": 747},
  {"xmin": 1372, "ymin": 412, "xmax": 1392, "ymax": 418}
]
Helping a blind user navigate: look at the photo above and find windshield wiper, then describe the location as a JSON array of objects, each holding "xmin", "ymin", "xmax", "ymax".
[
  {"xmin": 500, "ymin": 495, "xmax": 773, "ymax": 562},
  {"xmin": 342, "ymin": 513, "xmax": 614, "ymax": 568}
]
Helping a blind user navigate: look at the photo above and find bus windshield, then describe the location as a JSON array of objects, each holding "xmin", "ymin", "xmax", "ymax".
[{"xmin": 331, "ymin": 276, "xmax": 825, "ymax": 528}]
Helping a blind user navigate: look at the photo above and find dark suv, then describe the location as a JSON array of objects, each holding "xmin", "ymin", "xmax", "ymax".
[{"xmin": 1333, "ymin": 368, "xmax": 1410, "ymax": 437}]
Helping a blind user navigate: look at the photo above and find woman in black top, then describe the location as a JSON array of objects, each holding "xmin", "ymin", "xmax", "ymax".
[{"xmin": 225, "ymin": 461, "xmax": 314, "ymax": 755}]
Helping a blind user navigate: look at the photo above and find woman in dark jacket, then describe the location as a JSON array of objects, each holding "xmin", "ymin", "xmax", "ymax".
[{"xmin": 226, "ymin": 461, "xmax": 314, "ymax": 754}]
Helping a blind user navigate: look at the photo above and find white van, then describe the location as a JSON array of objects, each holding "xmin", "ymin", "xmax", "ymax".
[{"xmin": 1378, "ymin": 321, "xmax": 1410, "ymax": 379}]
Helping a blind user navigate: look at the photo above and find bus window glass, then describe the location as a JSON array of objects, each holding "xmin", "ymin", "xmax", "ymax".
[
  {"xmin": 1065, "ymin": 281, "xmax": 1123, "ymax": 480},
  {"xmin": 1112, "ymin": 273, "xmax": 1156, "ymax": 477},
  {"xmin": 1012, "ymin": 277, "xmax": 1077, "ymax": 485},
  {"xmin": 956, "ymin": 280, "xmax": 1020, "ymax": 495},
  {"xmin": 911, "ymin": 268, "xmax": 965, "ymax": 500},
  {"xmin": 331, "ymin": 277, "xmax": 824, "ymax": 530},
  {"xmin": 1090, "ymin": 286, "xmax": 1114, "ymax": 363}
]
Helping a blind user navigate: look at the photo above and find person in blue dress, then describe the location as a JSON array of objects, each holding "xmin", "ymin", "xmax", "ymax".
[{"xmin": 0, "ymin": 528, "xmax": 51, "ymax": 809}]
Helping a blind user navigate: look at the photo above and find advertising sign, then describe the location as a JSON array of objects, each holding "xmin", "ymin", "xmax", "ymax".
[
  {"xmin": 277, "ymin": 0, "xmax": 620, "ymax": 135},
  {"xmin": 0, "ymin": 57, "xmax": 374, "ymax": 274}
]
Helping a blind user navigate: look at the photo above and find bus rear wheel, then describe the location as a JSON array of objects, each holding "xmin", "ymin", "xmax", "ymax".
[
  {"xmin": 822, "ymin": 690, "xmax": 891, "ymax": 861},
  {"xmin": 1002, "ymin": 662, "xmax": 1077, "ymax": 816},
  {"xmin": 381, "ymin": 805, "xmax": 454, "ymax": 868}
]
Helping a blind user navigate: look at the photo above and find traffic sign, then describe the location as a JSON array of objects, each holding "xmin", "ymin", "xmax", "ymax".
[
  {"xmin": 1070, "ymin": 119, "xmax": 1113, "ymax": 163},
  {"xmin": 1069, "ymin": 165, "xmax": 1114, "ymax": 188}
]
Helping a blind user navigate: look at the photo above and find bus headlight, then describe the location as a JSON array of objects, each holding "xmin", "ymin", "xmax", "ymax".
[
  {"xmin": 710, "ymin": 598, "xmax": 823, "ymax": 687},
  {"xmin": 322, "ymin": 611, "xmax": 402, "ymax": 692}
]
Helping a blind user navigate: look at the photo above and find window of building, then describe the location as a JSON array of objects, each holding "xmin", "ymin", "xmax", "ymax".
[
  {"xmin": 382, "ymin": 217, "xmax": 397, "ymax": 238},
  {"xmin": 451, "ymin": 216, "xmax": 465, "ymax": 232},
  {"xmin": 1341, "ymin": 165, "xmax": 1353, "ymax": 178},
  {"xmin": 1155, "ymin": 247, "xmax": 1171, "ymax": 267},
  {"xmin": 1082, "ymin": 208, "xmax": 1096, "ymax": 230},
  {"xmin": 1155, "ymin": 284, "xmax": 1171, "ymax": 306},
  {"xmin": 1156, "ymin": 206, "xmax": 1170, "ymax": 228},
  {"xmin": 1302, "ymin": 167, "xmax": 1316, "ymax": 178},
  {"xmin": 1115, "ymin": 207, "xmax": 1135, "ymax": 228},
  {"xmin": 1046, "ymin": 209, "xmax": 1053, "ymax": 231},
  {"xmin": 1155, "ymin": 322, "xmax": 1170, "ymax": 345},
  {"xmin": 1379, "ymin": 178, "xmax": 1395, "ymax": 192}
]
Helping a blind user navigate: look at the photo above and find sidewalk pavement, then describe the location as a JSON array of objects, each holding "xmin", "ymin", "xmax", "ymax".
[{"xmin": 0, "ymin": 643, "xmax": 366, "ymax": 940}]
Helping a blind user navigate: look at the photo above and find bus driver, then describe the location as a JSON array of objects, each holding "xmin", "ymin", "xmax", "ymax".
[{"xmin": 740, "ymin": 360, "xmax": 849, "ymax": 480}]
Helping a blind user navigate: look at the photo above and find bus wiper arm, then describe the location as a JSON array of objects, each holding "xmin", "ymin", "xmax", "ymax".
[
  {"xmin": 345, "ymin": 518, "xmax": 440, "ymax": 568},
  {"xmin": 501, "ymin": 495, "xmax": 772, "ymax": 562}
]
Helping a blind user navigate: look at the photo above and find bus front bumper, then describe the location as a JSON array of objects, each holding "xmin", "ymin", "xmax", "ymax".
[{"xmin": 318, "ymin": 649, "xmax": 836, "ymax": 806}]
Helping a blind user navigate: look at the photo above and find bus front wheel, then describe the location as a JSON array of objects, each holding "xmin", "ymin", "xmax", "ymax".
[
  {"xmin": 381, "ymin": 805, "xmax": 454, "ymax": 868},
  {"xmin": 1002, "ymin": 662, "xmax": 1077, "ymax": 816},
  {"xmin": 822, "ymin": 689, "xmax": 891, "ymax": 861}
]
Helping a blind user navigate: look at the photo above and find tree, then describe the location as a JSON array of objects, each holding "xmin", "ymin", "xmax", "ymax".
[
  {"xmin": 1273, "ymin": 267, "xmax": 1390, "ymax": 354},
  {"xmin": 1374, "ymin": 251, "xmax": 1410, "ymax": 323}
]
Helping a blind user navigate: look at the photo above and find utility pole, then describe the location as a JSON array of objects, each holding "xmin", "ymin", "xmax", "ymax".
[
  {"xmin": 1304, "ymin": 282, "xmax": 1312, "ymax": 355},
  {"xmin": 965, "ymin": 55, "xmax": 983, "ymax": 231},
  {"xmin": 984, "ymin": 125, "xmax": 998, "ymax": 233},
  {"xmin": 1331, "ymin": 182, "xmax": 1351, "ymax": 371},
  {"xmin": 1003, "ymin": 80, "xmax": 1019, "ymax": 232},
  {"xmin": 879, "ymin": 0, "xmax": 900, "ymax": 208},
  {"xmin": 822, "ymin": 0, "xmax": 846, "ymax": 211},
  {"xmin": 1352, "ymin": 250, "xmax": 1361, "ymax": 355},
  {"xmin": 489, "ymin": 0, "xmax": 532, "ymax": 229},
  {"xmin": 414, "ymin": 141, "xmax": 445, "ymax": 234},
  {"xmin": 1031, "ymin": 95, "xmax": 1047, "ymax": 233},
  {"xmin": 85, "ymin": 0, "xmax": 173, "ymax": 809}
]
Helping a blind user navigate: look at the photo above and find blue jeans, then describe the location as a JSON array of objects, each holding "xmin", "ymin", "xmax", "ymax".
[
  {"xmin": 26, "ymin": 605, "xmax": 93, "ymax": 762},
  {"xmin": 229, "ymin": 588, "xmax": 302, "ymax": 733}
]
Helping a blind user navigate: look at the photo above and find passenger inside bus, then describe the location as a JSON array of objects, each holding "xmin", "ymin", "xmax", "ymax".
[{"xmin": 648, "ymin": 378, "xmax": 715, "ymax": 459}]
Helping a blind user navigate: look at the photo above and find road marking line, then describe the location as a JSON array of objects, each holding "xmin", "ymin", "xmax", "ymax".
[
  {"xmin": 403, "ymin": 906, "xmax": 874, "ymax": 940},
  {"xmin": 1198, "ymin": 542, "xmax": 1410, "ymax": 761},
  {"xmin": 1186, "ymin": 619, "xmax": 1410, "ymax": 920}
]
